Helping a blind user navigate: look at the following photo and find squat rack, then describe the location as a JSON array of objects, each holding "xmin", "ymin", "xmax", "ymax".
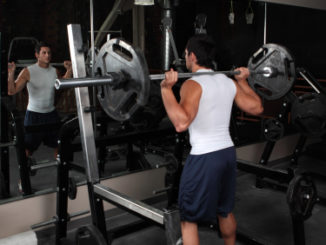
[{"xmin": 66, "ymin": 23, "xmax": 181, "ymax": 244}]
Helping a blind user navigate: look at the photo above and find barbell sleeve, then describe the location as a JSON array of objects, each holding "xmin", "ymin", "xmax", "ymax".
[{"xmin": 55, "ymin": 72, "xmax": 124, "ymax": 89}]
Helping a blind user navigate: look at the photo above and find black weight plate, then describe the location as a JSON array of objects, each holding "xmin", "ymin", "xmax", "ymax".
[
  {"xmin": 95, "ymin": 38, "xmax": 150, "ymax": 121},
  {"xmin": 263, "ymin": 118, "xmax": 284, "ymax": 142},
  {"xmin": 286, "ymin": 175, "xmax": 317, "ymax": 220},
  {"xmin": 248, "ymin": 43, "xmax": 296, "ymax": 100}
]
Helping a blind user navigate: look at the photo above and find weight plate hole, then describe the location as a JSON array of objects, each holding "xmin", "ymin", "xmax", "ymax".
[
  {"xmin": 251, "ymin": 49, "xmax": 265, "ymax": 65},
  {"xmin": 113, "ymin": 44, "xmax": 132, "ymax": 62},
  {"xmin": 120, "ymin": 93, "xmax": 138, "ymax": 114}
]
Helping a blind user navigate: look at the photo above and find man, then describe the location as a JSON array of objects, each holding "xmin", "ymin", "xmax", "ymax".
[
  {"xmin": 161, "ymin": 34, "xmax": 263, "ymax": 245},
  {"xmin": 8, "ymin": 41, "xmax": 72, "ymax": 158}
]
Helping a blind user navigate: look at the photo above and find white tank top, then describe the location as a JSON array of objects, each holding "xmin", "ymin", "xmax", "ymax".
[
  {"xmin": 188, "ymin": 69, "xmax": 237, "ymax": 155},
  {"xmin": 27, "ymin": 64, "xmax": 57, "ymax": 113}
]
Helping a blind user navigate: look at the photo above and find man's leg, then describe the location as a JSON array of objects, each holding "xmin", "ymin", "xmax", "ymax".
[
  {"xmin": 218, "ymin": 213, "xmax": 237, "ymax": 245},
  {"xmin": 181, "ymin": 221, "xmax": 199, "ymax": 245}
]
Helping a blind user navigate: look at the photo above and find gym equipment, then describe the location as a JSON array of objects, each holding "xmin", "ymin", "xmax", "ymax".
[
  {"xmin": 291, "ymin": 93, "xmax": 326, "ymax": 137},
  {"xmin": 27, "ymin": 156, "xmax": 59, "ymax": 176},
  {"xmin": 286, "ymin": 174, "xmax": 318, "ymax": 245},
  {"xmin": 94, "ymin": 38, "xmax": 150, "ymax": 121},
  {"xmin": 287, "ymin": 174, "xmax": 318, "ymax": 220},
  {"xmin": 75, "ymin": 224, "xmax": 107, "ymax": 245},
  {"xmin": 297, "ymin": 67, "xmax": 326, "ymax": 95},
  {"xmin": 56, "ymin": 40, "xmax": 295, "ymax": 121},
  {"xmin": 248, "ymin": 43, "xmax": 296, "ymax": 100},
  {"xmin": 62, "ymin": 24, "xmax": 182, "ymax": 245},
  {"xmin": 263, "ymin": 118, "xmax": 284, "ymax": 142},
  {"xmin": 31, "ymin": 210, "xmax": 89, "ymax": 230}
]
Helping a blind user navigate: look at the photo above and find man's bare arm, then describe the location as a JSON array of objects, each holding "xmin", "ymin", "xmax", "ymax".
[
  {"xmin": 161, "ymin": 69, "xmax": 202, "ymax": 132},
  {"xmin": 7, "ymin": 62, "xmax": 30, "ymax": 95},
  {"xmin": 233, "ymin": 67, "xmax": 263, "ymax": 115}
]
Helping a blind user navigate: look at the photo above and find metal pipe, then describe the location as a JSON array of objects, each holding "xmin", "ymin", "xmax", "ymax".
[
  {"xmin": 15, "ymin": 62, "xmax": 63, "ymax": 68},
  {"xmin": 31, "ymin": 217, "xmax": 57, "ymax": 229},
  {"xmin": 298, "ymin": 70, "xmax": 320, "ymax": 94},
  {"xmin": 264, "ymin": 2, "xmax": 267, "ymax": 44},
  {"xmin": 90, "ymin": 0, "xmax": 97, "ymax": 136},
  {"xmin": 94, "ymin": 184, "xmax": 164, "ymax": 225},
  {"xmin": 150, "ymin": 70, "xmax": 241, "ymax": 80},
  {"xmin": 161, "ymin": 0, "xmax": 173, "ymax": 71},
  {"xmin": 56, "ymin": 68, "xmax": 275, "ymax": 89},
  {"xmin": 0, "ymin": 141, "xmax": 16, "ymax": 148},
  {"xmin": 30, "ymin": 160, "xmax": 59, "ymax": 171},
  {"xmin": 55, "ymin": 76, "xmax": 115, "ymax": 89}
]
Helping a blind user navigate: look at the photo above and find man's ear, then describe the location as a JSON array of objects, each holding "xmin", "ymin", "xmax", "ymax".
[
  {"xmin": 35, "ymin": 52, "xmax": 39, "ymax": 59},
  {"xmin": 190, "ymin": 52, "xmax": 197, "ymax": 63}
]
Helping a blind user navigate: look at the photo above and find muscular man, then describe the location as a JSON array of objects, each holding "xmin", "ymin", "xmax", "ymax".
[
  {"xmin": 161, "ymin": 34, "xmax": 263, "ymax": 245},
  {"xmin": 8, "ymin": 41, "xmax": 72, "ymax": 158}
]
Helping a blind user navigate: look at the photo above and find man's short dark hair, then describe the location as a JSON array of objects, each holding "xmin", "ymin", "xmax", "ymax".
[
  {"xmin": 186, "ymin": 34, "xmax": 216, "ymax": 69},
  {"xmin": 35, "ymin": 41, "xmax": 51, "ymax": 53}
]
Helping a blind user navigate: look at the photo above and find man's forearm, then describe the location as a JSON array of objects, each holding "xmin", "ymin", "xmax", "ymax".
[
  {"xmin": 7, "ymin": 72, "xmax": 16, "ymax": 95},
  {"xmin": 63, "ymin": 69, "xmax": 72, "ymax": 79}
]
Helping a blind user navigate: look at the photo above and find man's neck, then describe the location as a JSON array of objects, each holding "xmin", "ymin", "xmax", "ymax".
[
  {"xmin": 191, "ymin": 64, "xmax": 209, "ymax": 73},
  {"xmin": 37, "ymin": 61, "xmax": 50, "ymax": 69}
]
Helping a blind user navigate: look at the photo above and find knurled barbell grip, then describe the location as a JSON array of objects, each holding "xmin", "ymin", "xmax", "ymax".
[
  {"xmin": 149, "ymin": 70, "xmax": 241, "ymax": 80},
  {"xmin": 149, "ymin": 68, "xmax": 273, "ymax": 81}
]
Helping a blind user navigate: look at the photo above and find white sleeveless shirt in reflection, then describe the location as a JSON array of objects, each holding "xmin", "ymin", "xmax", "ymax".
[
  {"xmin": 188, "ymin": 69, "xmax": 236, "ymax": 155},
  {"xmin": 27, "ymin": 64, "xmax": 57, "ymax": 113}
]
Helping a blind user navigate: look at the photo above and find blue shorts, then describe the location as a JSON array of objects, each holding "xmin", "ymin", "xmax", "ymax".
[
  {"xmin": 178, "ymin": 147, "xmax": 236, "ymax": 223},
  {"xmin": 24, "ymin": 110, "xmax": 61, "ymax": 152}
]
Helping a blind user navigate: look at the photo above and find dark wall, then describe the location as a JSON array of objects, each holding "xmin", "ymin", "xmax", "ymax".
[
  {"xmin": 173, "ymin": 0, "xmax": 326, "ymax": 78},
  {"xmin": 1, "ymin": 0, "xmax": 326, "ymax": 77},
  {"xmin": 0, "ymin": 0, "xmax": 119, "ymax": 62}
]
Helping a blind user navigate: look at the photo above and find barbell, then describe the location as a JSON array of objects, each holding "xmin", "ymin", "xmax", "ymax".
[
  {"xmin": 55, "ymin": 68, "xmax": 276, "ymax": 88},
  {"xmin": 55, "ymin": 39, "xmax": 296, "ymax": 121}
]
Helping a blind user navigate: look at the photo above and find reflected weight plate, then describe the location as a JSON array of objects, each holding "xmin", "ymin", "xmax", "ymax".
[
  {"xmin": 94, "ymin": 39, "xmax": 150, "ymax": 121},
  {"xmin": 248, "ymin": 43, "xmax": 296, "ymax": 100}
]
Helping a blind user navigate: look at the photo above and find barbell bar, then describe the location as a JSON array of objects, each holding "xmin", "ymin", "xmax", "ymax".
[{"xmin": 55, "ymin": 68, "xmax": 275, "ymax": 90}]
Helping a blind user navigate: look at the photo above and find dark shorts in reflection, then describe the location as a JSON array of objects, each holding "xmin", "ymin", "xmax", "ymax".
[
  {"xmin": 178, "ymin": 146, "xmax": 236, "ymax": 223},
  {"xmin": 24, "ymin": 110, "xmax": 61, "ymax": 152}
]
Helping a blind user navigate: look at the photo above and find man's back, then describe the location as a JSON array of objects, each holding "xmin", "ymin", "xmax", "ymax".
[{"xmin": 188, "ymin": 70, "xmax": 236, "ymax": 155}]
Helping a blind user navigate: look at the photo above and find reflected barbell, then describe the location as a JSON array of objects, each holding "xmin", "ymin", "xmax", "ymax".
[
  {"xmin": 15, "ymin": 62, "xmax": 64, "ymax": 68},
  {"xmin": 55, "ymin": 38, "xmax": 296, "ymax": 121}
]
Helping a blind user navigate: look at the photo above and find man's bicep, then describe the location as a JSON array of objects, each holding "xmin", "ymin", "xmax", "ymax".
[{"xmin": 234, "ymin": 83, "xmax": 262, "ymax": 115}]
